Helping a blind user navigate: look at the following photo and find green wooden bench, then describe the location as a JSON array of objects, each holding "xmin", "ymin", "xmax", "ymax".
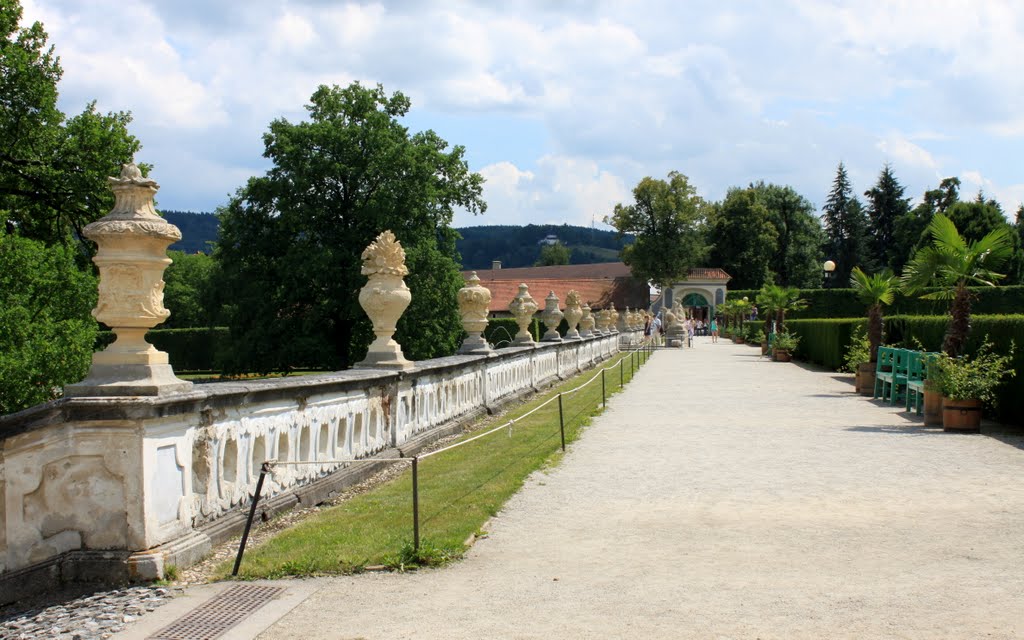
[
  {"xmin": 883, "ymin": 348, "xmax": 911, "ymax": 405},
  {"xmin": 873, "ymin": 347, "xmax": 895, "ymax": 400},
  {"xmin": 906, "ymin": 351, "xmax": 941, "ymax": 415}
]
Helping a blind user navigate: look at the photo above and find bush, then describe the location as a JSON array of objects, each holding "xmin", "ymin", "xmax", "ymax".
[{"xmin": 842, "ymin": 325, "xmax": 870, "ymax": 373}]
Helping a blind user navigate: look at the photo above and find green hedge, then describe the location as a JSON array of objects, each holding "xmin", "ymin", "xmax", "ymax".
[
  {"xmin": 773, "ymin": 315, "xmax": 1024, "ymax": 424},
  {"xmin": 484, "ymin": 318, "xmax": 545, "ymax": 347},
  {"xmin": 728, "ymin": 286, "xmax": 1024, "ymax": 319},
  {"xmin": 95, "ymin": 327, "xmax": 228, "ymax": 371},
  {"xmin": 784, "ymin": 318, "xmax": 864, "ymax": 371}
]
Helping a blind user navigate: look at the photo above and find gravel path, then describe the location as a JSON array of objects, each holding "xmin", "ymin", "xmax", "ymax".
[{"xmin": 252, "ymin": 339, "xmax": 1024, "ymax": 639}]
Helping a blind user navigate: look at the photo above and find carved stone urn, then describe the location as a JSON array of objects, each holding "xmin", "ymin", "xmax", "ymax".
[
  {"xmin": 540, "ymin": 291, "xmax": 563, "ymax": 342},
  {"xmin": 620, "ymin": 306, "xmax": 632, "ymax": 332},
  {"xmin": 579, "ymin": 303, "xmax": 595, "ymax": 338},
  {"xmin": 595, "ymin": 309, "xmax": 609, "ymax": 335},
  {"xmin": 609, "ymin": 304, "xmax": 620, "ymax": 334},
  {"xmin": 355, "ymin": 230, "xmax": 414, "ymax": 370},
  {"xmin": 65, "ymin": 163, "xmax": 192, "ymax": 397},
  {"xmin": 458, "ymin": 271, "xmax": 492, "ymax": 354},
  {"xmin": 563, "ymin": 290, "xmax": 583, "ymax": 340},
  {"xmin": 508, "ymin": 283, "xmax": 538, "ymax": 345}
]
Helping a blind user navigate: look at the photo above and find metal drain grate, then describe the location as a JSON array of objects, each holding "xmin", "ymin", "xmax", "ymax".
[{"xmin": 148, "ymin": 584, "xmax": 285, "ymax": 640}]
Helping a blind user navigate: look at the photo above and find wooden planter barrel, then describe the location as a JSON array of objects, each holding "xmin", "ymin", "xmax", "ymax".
[
  {"xmin": 774, "ymin": 349, "xmax": 791, "ymax": 362},
  {"xmin": 856, "ymin": 362, "xmax": 875, "ymax": 396},
  {"xmin": 942, "ymin": 397, "xmax": 982, "ymax": 432},
  {"xmin": 923, "ymin": 380, "xmax": 943, "ymax": 426}
]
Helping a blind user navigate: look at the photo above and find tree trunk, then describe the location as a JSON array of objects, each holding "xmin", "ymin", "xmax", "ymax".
[
  {"xmin": 867, "ymin": 304, "xmax": 882, "ymax": 363},
  {"xmin": 943, "ymin": 284, "xmax": 971, "ymax": 357}
]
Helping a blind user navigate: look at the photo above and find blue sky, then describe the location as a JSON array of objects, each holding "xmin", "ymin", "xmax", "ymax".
[{"xmin": 23, "ymin": 0, "xmax": 1024, "ymax": 229}]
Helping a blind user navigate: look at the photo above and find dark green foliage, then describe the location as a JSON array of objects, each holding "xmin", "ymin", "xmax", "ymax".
[
  {"xmin": 729, "ymin": 286, "xmax": 1024, "ymax": 319},
  {"xmin": 211, "ymin": 83, "xmax": 485, "ymax": 374},
  {"xmin": 1, "ymin": 0, "xmax": 142, "ymax": 255},
  {"xmin": 483, "ymin": 318, "xmax": 543, "ymax": 347},
  {"xmin": 162, "ymin": 211, "xmax": 219, "ymax": 254},
  {"xmin": 1, "ymin": 230, "xmax": 97, "ymax": 414},
  {"xmin": 457, "ymin": 224, "xmax": 632, "ymax": 270},
  {"xmin": 163, "ymin": 250, "xmax": 215, "ymax": 328},
  {"xmin": 884, "ymin": 315, "xmax": 1024, "ymax": 424},
  {"xmin": 784, "ymin": 318, "xmax": 863, "ymax": 371},
  {"xmin": 864, "ymin": 164, "xmax": 911, "ymax": 272},
  {"xmin": 821, "ymin": 162, "xmax": 871, "ymax": 286},
  {"xmin": 605, "ymin": 171, "xmax": 707, "ymax": 286},
  {"xmin": 753, "ymin": 182, "xmax": 824, "ymax": 288},
  {"xmin": 707, "ymin": 187, "xmax": 776, "ymax": 289},
  {"xmin": 96, "ymin": 328, "xmax": 229, "ymax": 372},
  {"xmin": 535, "ymin": 242, "xmax": 571, "ymax": 266}
]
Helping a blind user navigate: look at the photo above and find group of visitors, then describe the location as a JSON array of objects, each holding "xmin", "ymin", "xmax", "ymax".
[{"xmin": 642, "ymin": 313, "xmax": 721, "ymax": 346}]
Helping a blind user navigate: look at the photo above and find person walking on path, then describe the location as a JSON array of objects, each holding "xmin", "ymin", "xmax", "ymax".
[{"xmin": 709, "ymin": 317, "xmax": 718, "ymax": 343}]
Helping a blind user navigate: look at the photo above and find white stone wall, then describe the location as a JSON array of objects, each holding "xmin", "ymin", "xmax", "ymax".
[{"xmin": 0, "ymin": 333, "xmax": 628, "ymax": 577}]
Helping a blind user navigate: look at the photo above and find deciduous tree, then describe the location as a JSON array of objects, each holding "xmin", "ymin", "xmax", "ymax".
[
  {"xmin": 212, "ymin": 83, "xmax": 485, "ymax": 373},
  {"xmin": 707, "ymin": 187, "xmax": 776, "ymax": 289},
  {"xmin": 605, "ymin": 171, "xmax": 706, "ymax": 287},
  {"xmin": 0, "ymin": 0, "xmax": 142, "ymax": 254},
  {"xmin": 752, "ymin": 182, "xmax": 824, "ymax": 288}
]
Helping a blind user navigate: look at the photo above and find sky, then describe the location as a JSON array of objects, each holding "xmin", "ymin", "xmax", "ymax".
[{"xmin": 21, "ymin": 0, "xmax": 1024, "ymax": 229}]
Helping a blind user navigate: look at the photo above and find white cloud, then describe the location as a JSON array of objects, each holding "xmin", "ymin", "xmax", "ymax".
[{"xmin": 466, "ymin": 156, "xmax": 628, "ymax": 228}]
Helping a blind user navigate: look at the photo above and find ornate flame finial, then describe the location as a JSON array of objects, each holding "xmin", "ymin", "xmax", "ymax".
[{"xmin": 361, "ymin": 230, "xmax": 409, "ymax": 278}]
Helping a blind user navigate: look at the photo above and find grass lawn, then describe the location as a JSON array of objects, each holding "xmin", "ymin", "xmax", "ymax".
[{"xmin": 217, "ymin": 347, "xmax": 650, "ymax": 579}]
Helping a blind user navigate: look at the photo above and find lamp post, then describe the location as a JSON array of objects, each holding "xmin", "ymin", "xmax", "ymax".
[{"xmin": 822, "ymin": 260, "xmax": 836, "ymax": 286}]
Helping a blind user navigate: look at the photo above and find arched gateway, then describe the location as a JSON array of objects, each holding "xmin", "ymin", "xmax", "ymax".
[{"xmin": 657, "ymin": 268, "xmax": 731, "ymax": 321}]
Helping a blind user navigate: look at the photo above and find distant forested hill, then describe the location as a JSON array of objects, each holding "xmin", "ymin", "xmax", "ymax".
[
  {"xmin": 152, "ymin": 213, "xmax": 630, "ymax": 268},
  {"xmin": 457, "ymin": 224, "xmax": 632, "ymax": 270},
  {"xmin": 161, "ymin": 210, "xmax": 219, "ymax": 254}
]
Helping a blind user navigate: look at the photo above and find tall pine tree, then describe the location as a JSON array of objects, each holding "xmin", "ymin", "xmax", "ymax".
[
  {"xmin": 864, "ymin": 163, "xmax": 910, "ymax": 272},
  {"xmin": 821, "ymin": 162, "xmax": 870, "ymax": 287}
]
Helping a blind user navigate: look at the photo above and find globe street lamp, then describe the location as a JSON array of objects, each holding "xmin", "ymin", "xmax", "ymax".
[{"xmin": 822, "ymin": 260, "xmax": 836, "ymax": 286}]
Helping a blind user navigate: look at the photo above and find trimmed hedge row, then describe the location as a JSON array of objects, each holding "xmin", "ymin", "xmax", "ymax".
[
  {"xmin": 777, "ymin": 314, "xmax": 1024, "ymax": 424},
  {"xmin": 97, "ymin": 319, "xmax": 556, "ymax": 372},
  {"xmin": 727, "ymin": 286, "xmax": 1024, "ymax": 319},
  {"xmin": 96, "ymin": 327, "xmax": 229, "ymax": 371}
]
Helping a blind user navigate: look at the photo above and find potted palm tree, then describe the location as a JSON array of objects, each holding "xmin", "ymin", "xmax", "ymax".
[
  {"xmin": 849, "ymin": 267, "xmax": 898, "ymax": 395},
  {"xmin": 772, "ymin": 332, "xmax": 799, "ymax": 362},
  {"xmin": 901, "ymin": 215, "xmax": 1014, "ymax": 429},
  {"xmin": 756, "ymin": 284, "xmax": 807, "ymax": 336}
]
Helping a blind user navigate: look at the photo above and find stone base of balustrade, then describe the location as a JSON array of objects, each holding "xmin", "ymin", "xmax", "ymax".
[
  {"xmin": 0, "ymin": 549, "xmax": 134, "ymax": 606},
  {"xmin": 64, "ymin": 363, "xmax": 193, "ymax": 397}
]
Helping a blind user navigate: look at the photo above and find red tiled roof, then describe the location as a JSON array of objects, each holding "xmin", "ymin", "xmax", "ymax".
[
  {"xmin": 470, "ymin": 277, "xmax": 648, "ymax": 313},
  {"xmin": 684, "ymin": 268, "xmax": 731, "ymax": 281},
  {"xmin": 463, "ymin": 262, "xmax": 730, "ymax": 283}
]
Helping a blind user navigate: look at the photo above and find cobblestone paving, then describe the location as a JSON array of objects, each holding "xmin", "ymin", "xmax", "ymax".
[{"xmin": 0, "ymin": 586, "xmax": 178, "ymax": 640}]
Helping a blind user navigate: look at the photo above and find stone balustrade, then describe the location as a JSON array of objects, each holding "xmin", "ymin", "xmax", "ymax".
[{"xmin": 0, "ymin": 332, "xmax": 629, "ymax": 602}]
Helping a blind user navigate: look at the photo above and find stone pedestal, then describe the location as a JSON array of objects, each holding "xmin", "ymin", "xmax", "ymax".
[
  {"xmin": 65, "ymin": 163, "xmax": 192, "ymax": 398},
  {"xmin": 458, "ymin": 272, "xmax": 493, "ymax": 354},
  {"xmin": 356, "ymin": 231, "xmax": 414, "ymax": 370},
  {"xmin": 508, "ymin": 283, "xmax": 538, "ymax": 345}
]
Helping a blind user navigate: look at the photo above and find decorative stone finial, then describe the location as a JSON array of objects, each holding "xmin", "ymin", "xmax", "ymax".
[
  {"xmin": 540, "ymin": 291, "xmax": 563, "ymax": 342},
  {"xmin": 355, "ymin": 230, "xmax": 414, "ymax": 370},
  {"xmin": 508, "ymin": 283, "xmax": 538, "ymax": 345},
  {"xmin": 563, "ymin": 290, "xmax": 583, "ymax": 340},
  {"xmin": 609, "ymin": 304, "xmax": 620, "ymax": 334},
  {"xmin": 457, "ymin": 271, "xmax": 492, "ymax": 354},
  {"xmin": 65, "ymin": 163, "xmax": 192, "ymax": 397}
]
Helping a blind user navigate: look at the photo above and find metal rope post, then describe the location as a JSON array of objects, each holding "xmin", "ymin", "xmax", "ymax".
[
  {"xmin": 558, "ymin": 393, "xmax": 565, "ymax": 451},
  {"xmin": 412, "ymin": 456, "xmax": 420, "ymax": 552},
  {"xmin": 602, "ymin": 368, "xmax": 606, "ymax": 408},
  {"xmin": 232, "ymin": 461, "xmax": 271, "ymax": 576},
  {"xmin": 620, "ymin": 358, "xmax": 624, "ymax": 387}
]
